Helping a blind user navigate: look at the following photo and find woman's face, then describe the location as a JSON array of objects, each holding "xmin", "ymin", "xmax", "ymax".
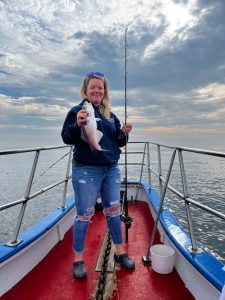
[{"xmin": 86, "ymin": 78, "xmax": 105, "ymax": 106}]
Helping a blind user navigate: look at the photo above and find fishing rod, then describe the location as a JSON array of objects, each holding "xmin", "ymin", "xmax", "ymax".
[{"xmin": 121, "ymin": 27, "xmax": 132, "ymax": 242}]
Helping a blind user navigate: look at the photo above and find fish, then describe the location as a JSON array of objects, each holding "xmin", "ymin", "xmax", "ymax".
[{"xmin": 81, "ymin": 101, "xmax": 107, "ymax": 151}]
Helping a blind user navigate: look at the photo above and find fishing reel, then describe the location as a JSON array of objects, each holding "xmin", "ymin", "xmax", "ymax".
[
  {"xmin": 120, "ymin": 214, "xmax": 133, "ymax": 229},
  {"xmin": 120, "ymin": 190, "xmax": 133, "ymax": 229}
]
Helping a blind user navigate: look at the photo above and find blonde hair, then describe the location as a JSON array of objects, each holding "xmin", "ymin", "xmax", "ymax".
[{"xmin": 80, "ymin": 74, "xmax": 111, "ymax": 119}]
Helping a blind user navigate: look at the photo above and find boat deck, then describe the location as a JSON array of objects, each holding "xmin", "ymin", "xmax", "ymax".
[{"xmin": 1, "ymin": 201, "xmax": 194, "ymax": 300}]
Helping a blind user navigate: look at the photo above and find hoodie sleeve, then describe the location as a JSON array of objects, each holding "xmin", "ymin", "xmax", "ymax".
[
  {"xmin": 113, "ymin": 113, "xmax": 129, "ymax": 147},
  {"xmin": 61, "ymin": 107, "xmax": 81, "ymax": 145}
]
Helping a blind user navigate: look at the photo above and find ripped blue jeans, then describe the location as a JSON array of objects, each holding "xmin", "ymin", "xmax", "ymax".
[{"xmin": 72, "ymin": 161, "xmax": 123, "ymax": 253}]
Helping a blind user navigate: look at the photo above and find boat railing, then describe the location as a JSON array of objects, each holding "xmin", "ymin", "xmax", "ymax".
[
  {"xmin": 120, "ymin": 141, "xmax": 225, "ymax": 256},
  {"xmin": 1, "ymin": 142, "xmax": 225, "ymax": 259},
  {"xmin": 0, "ymin": 145, "xmax": 72, "ymax": 246}
]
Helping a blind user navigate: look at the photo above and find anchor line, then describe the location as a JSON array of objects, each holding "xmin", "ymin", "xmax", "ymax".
[{"xmin": 95, "ymin": 231, "xmax": 112, "ymax": 300}]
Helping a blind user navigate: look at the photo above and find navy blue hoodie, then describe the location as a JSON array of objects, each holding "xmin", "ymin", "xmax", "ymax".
[{"xmin": 61, "ymin": 99, "xmax": 128, "ymax": 166}]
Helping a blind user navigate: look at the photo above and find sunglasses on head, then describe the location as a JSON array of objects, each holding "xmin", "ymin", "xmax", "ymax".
[{"xmin": 86, "ymin": 71, "xmax": 104, "ymax": 78}]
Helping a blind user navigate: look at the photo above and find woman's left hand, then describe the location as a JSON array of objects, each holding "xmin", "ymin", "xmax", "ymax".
[{"xmin": 121, "ymin": 123, "xmax": 133, "ymax": 134}]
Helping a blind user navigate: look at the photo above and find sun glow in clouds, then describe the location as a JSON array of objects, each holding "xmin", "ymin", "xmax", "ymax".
[
  {"xmin": 166, "ymin": 2, "xmax": 195, "ymax": 29},
  {"xmin": 0, "ymin": 1, "xmax": 224, "ymax": 148},
  {"xmin": 144, "ymin": 0, "xmax": 199, "ymax": 58}
]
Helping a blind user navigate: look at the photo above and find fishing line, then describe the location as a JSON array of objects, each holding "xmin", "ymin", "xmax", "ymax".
[
  {"xmin": 120, "ymin": 27, "xmax": 133, "ymax": 243},
  {"xmin": 32, "ymin": 151, "xmax": 70, "ymax": 185}
]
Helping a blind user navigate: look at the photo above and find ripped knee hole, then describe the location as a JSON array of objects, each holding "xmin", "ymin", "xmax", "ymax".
[
  {"xmin": 75, "ymin": 208, "xmax": 94, "ymax": 221},
  {"xmin": 104, "ymin": 204, "xmax": 121, "ymax": 217}
]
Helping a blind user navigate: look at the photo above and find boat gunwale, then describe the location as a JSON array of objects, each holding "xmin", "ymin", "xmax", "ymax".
[
  {"xmin": 139, "ymin": 181, "xmax": 225, "ymax": 292},
  {"xmin": 0, "ymin": 180, "xmax": 224, "ymax": 298},
  {"xmin": 0, "ymin": 196, "xmax": 75, "ymax": 263}
]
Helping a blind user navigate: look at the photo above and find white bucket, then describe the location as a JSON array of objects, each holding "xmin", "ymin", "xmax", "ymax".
[{"xmin": 150, "ymin": 244, "xmax": 175, "ymax": 274}]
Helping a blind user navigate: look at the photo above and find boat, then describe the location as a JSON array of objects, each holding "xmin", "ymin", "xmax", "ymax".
[{"xmin": 0, "ymin": 142, "xmax": 225, "ymax": 300}]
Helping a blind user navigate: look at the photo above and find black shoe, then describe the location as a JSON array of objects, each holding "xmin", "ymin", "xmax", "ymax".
[
  {"xmin": 114, "ymin": 253, "xmax": 135, "ymax": 270},
  {"xmin": 73, "ymin": 261, "xmax": 87, "ymax": 279}
]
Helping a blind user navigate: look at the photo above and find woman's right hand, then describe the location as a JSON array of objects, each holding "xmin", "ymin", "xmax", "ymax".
[{"xmin": 76, "ymin": 109, "xmax": 88, "ymax": 127}]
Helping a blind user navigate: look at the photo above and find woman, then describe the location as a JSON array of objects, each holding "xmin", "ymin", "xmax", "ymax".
[{"xmin": 61, "ymin": 72, "xmax": 135, "ymax": 279}]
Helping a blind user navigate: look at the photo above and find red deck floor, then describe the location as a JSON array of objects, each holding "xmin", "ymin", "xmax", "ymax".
[{"xmin": 1, "ymin": 201, "xmax": 194, "ymax": 300}]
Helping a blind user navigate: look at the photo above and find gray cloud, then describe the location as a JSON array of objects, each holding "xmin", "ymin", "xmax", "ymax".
[{"xmin": 0, "ymin": 0, "xmax": 225, "ymax": 150}]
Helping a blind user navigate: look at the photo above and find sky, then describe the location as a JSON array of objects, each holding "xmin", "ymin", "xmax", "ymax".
[{"xmin": 0, "ymin": 0, "xmax": 225, "ymax": 150}]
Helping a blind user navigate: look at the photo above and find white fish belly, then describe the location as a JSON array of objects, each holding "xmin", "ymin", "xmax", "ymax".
[{"xmin": 83, "ymin": 120, "xmax": 102, "ymax": 150}]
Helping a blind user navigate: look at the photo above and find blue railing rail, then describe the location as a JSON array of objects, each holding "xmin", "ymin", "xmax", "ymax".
[{"xmin": 0, "ymin": 145, "xmax": 72, "ymax": 246}]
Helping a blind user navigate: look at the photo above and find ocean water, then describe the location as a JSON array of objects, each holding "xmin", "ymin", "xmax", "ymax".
[
  {"xmin": 0, "ymin": 143, "xmax": 224, "ymax": 261},
  {"xmin": 0, "ymin": 147, "xmax": 73, "ymax": 243}
]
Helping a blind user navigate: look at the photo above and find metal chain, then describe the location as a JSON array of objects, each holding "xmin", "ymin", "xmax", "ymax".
[{"xmin": 95, "ymin": 231, "xmax": 112, "ymax": 300}]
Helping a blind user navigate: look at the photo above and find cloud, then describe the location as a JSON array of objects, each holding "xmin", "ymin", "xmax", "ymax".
[
  {"xmin": 0, "ymin": 94, "xmax": 68, "ymax": 126},
  {"xmin": 193, "ymin": 83, "xmax": 225, "ymax": 103},
  {"xmin": 0, "ymin": 0, "xmax": 225, "ymax": 149},
  {"xmin": 143, "ymin": 1, "xmax": 202, "ymax": 59}
]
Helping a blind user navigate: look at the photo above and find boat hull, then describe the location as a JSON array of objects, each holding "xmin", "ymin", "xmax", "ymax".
[
  {"xmin": 0, "ymin": 183, "xmax": 224, "ymax": 299},
  {"xmin": 125, "ymin": 182, "xmax": 224, "ymax": 300},
  {"xmin": 0, "ymin": 197, "xmax": 75, "ymax": 296}
]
